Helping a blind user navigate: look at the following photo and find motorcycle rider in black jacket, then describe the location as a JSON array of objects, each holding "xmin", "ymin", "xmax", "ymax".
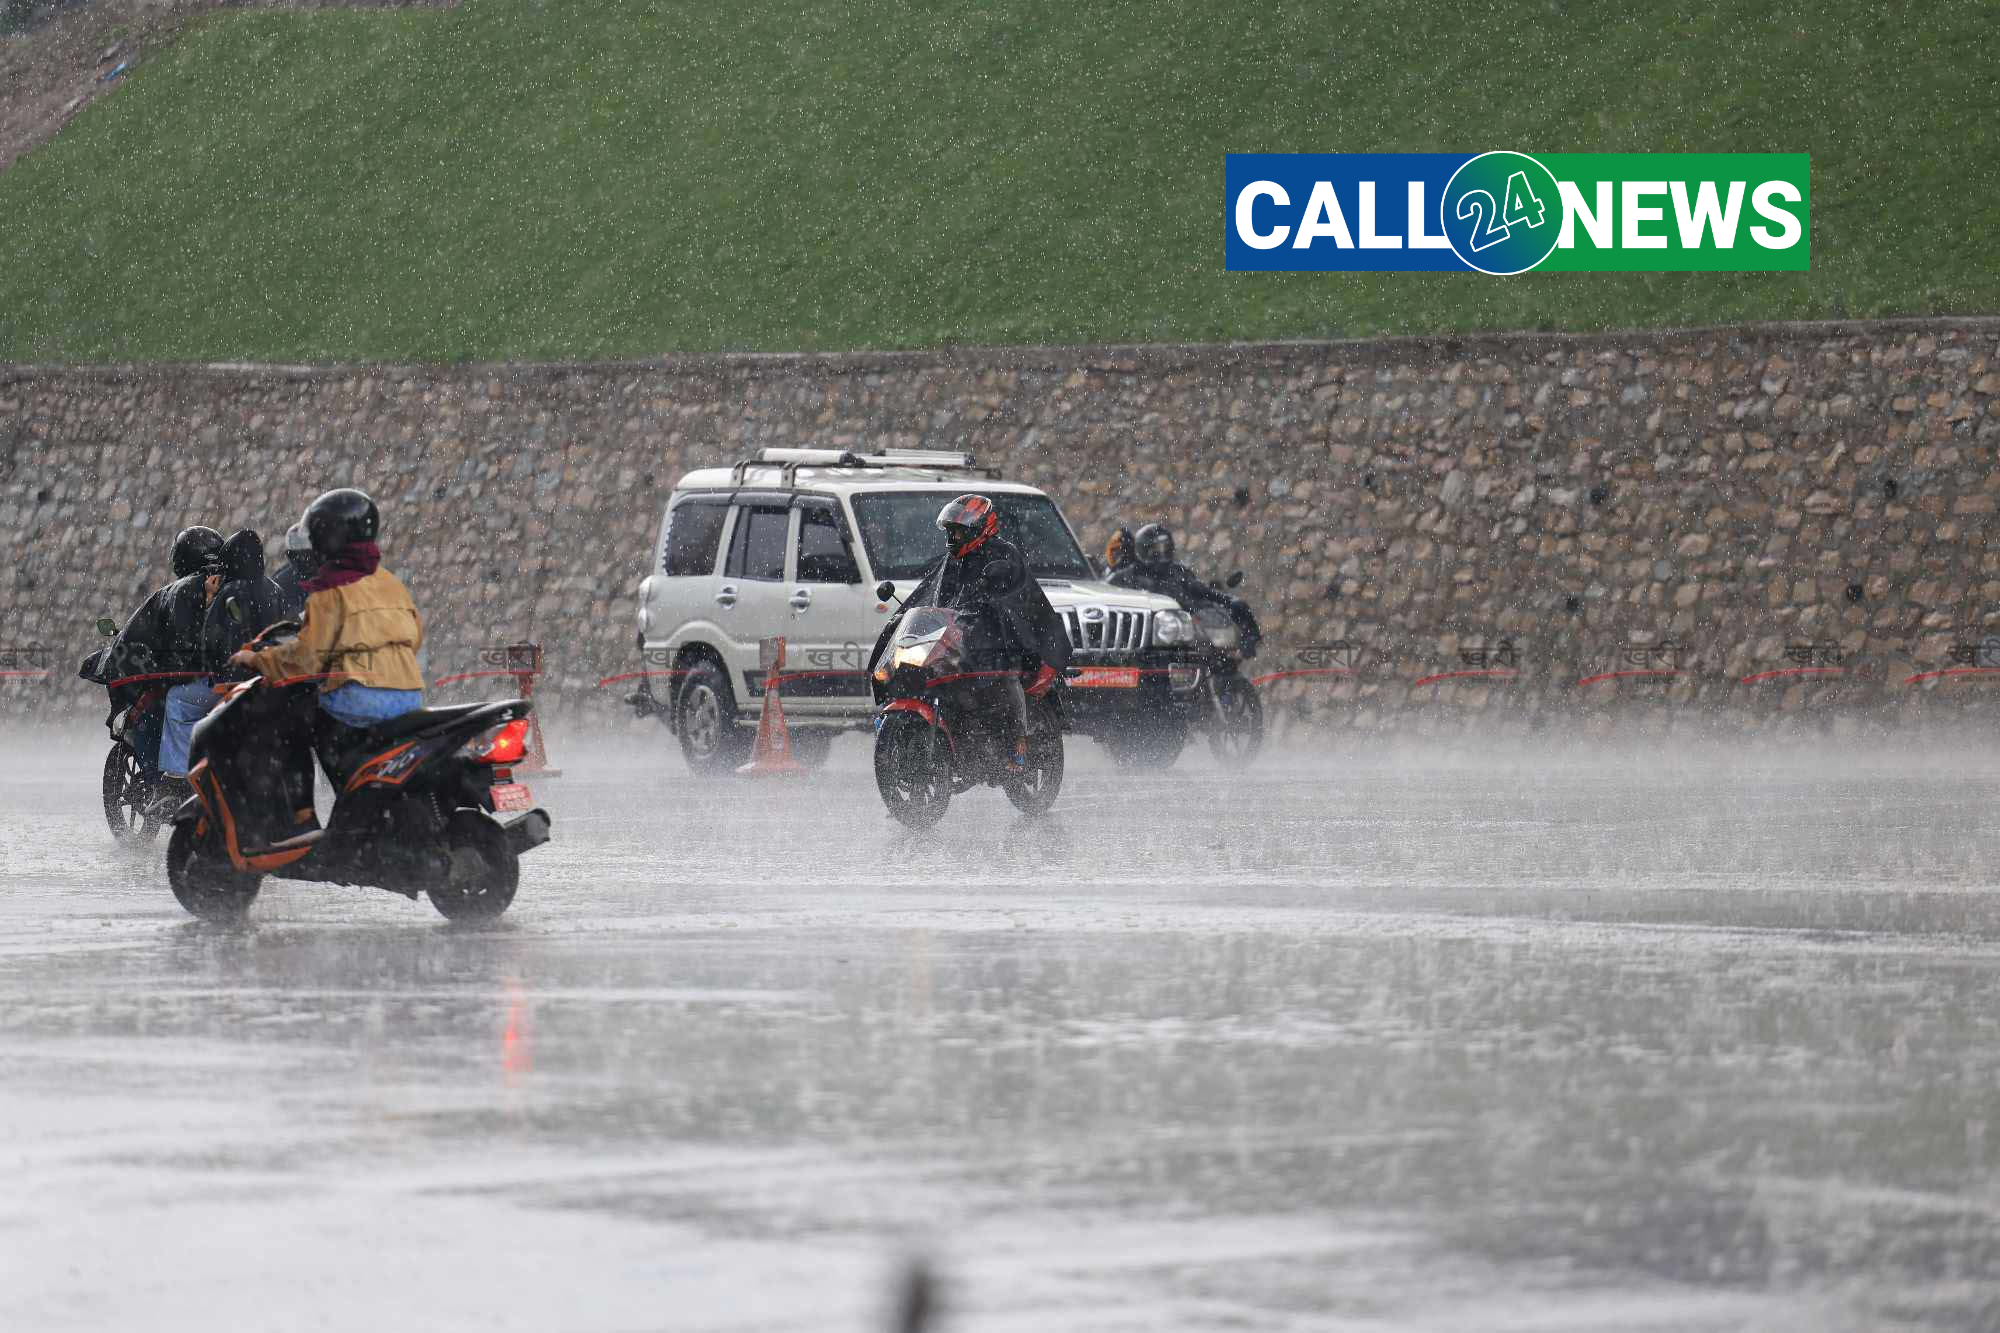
[
  {"xmin": 105, "ymin": 526, "xmax": 225, "ymax": 689},
  {"xmin": 106, "ymin": 526, "xmax": 226, "ymax": 794},
  {"xmin": 201, "ymin": 530, "xmax": 289, "ymax": 677},
  {"xmin": 270, "ymin": 522, "xmax": 319, "ymax": 620},
  {"xmin": 874, "ymin": 495, "xmax": 1073, "ymax": 770},
  {"xmin": 1108, "ymin": 523, "xmax": 1262, "ymax": 657}
]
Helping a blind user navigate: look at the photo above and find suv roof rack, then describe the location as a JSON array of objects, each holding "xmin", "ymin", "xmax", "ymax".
[{"xmin": 728, "ymin": 446, "xmax": 1000, "ymax": 486}]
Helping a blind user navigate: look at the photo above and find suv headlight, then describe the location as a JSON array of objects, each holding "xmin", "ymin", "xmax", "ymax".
[{"xmin": 1152, "ymin": 609, "xmax": 1194, "ymax": 645}]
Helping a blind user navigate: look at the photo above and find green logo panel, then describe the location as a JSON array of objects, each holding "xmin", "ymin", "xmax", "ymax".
[{"xmin": 1537, "ymin": 153, "xmax": 1810, "ymax": 272}]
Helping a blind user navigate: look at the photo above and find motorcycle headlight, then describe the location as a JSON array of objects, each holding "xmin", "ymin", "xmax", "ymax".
[{"xmin": 1152, "ymin": 609, "xmax": 1194, "ymax": 645}]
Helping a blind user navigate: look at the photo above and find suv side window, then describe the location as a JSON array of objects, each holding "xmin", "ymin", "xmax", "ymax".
[
  {"xmin": 796, "ymin": 505, "xmax": 860, "ymax": 584},
  {"xmin": 661, "ymin": 498, "xmax": 730, "ymax": 576},
  {"xmin": 724, "ymin": 503, "xmax": 790, "ymax": 582}
]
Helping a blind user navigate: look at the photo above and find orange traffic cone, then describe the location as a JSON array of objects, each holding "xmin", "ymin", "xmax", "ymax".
[{"xmin": 737, "ymin": 638, "xmax": 807, "ymax": 777}]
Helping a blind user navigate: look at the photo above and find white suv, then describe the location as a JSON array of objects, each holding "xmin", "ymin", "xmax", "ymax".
[{"xmin": 629, "ymin": 448, "xmax": 1202, "ymax": 773}]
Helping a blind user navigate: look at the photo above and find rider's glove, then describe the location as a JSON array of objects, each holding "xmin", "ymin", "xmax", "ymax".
[{"xmin": 1025, "ymin": 663, "xmax": 1059, "ymax": 698}]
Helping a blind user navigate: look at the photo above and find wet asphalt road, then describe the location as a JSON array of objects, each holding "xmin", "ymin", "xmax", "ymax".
[{"xmin": 4, "ymin": 730, "xmax": 2000, "ymax": 1331}]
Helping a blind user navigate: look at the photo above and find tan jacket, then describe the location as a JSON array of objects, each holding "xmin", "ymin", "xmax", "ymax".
[{"xmin": 251, "ymin": 568, "xmax": 425, "ymax": 692}]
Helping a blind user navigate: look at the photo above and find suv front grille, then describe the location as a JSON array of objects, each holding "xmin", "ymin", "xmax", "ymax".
[{"xmin": 1059, "ymin": 607, "xmax": 1149, "ymax": 655}]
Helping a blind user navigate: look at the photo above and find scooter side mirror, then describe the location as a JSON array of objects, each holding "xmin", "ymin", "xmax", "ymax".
[
  {"xmin": 874, "ymin": 581, "xmax": 897, "ymax": 602},
  {"xmin": 1225, "ymin": 571, "xmax": 1244, "ymax": 589},
  {"xmin": 96, "ymin": 617, "xmax": 119, "ymax": 637}
]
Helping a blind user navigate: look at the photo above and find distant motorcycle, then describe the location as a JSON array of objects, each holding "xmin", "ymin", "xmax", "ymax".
[
  {"xmin": 869, "ymin": 592, "xmax": 1065, "ymax": 829},
  {"xmin": 1185, "ymin": 573, "xmax": 1264, "ymax": 768},
  {"xmin": 78, "ymin": 615, "xmax": 171, "ymax": 843},
  {"xmin": 167, "ymin": 623, "xmax": 551, "ymax": 923}
]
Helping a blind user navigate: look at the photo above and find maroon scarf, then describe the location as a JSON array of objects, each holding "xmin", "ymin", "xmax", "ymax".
[{"xmin": 301, "ymin": 541, "xmax": 381, "ymax": 593}]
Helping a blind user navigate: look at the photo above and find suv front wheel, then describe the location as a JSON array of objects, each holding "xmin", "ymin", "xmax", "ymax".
[{"xmin": 677, "ymin": 658, "xmax": 752, "ymax": 774}]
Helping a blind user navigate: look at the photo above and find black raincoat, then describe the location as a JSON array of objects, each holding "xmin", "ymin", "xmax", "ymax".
[
  {"xmin": 875, "ymin": 536, "xmax": 1074, "ymax": 676},
  {"xmin": 106, "ymin": 573, "xmax": 212, "ymax": 687},
  {"xmin": 1108, "ymin": 561, "xmax": 1262, "ymax": 657},
  {"xmin": 201, "ymin": 530, "xmax": 288, "ymax": 676}
]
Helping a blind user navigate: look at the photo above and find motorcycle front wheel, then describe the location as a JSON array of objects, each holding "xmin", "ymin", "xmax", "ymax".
[
  {"xmin": 103, "ymin": 743, "xmax": 163, "ymax": 843},
  {"xmin": 874, "ymin": 711, "xmax": 953, "ymax": 829}
]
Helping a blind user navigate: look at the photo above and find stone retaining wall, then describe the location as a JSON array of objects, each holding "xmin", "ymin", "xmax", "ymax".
[{"xmin": 5, "ymin": 318, "xmax": 2000, "ymax": 738}]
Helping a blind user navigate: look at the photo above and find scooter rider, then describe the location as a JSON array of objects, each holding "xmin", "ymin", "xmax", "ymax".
[
  {"xmin": 1109, "ymin": 522, "xmax": 1262, "ymax": 658},
  {"xmin": 270, "ymin": 522, "xmax": 318, "ymax": 620},
  {"xmin": 229, "ymin": 488, "xmax": 426, "ymax": 782},
  {"xmin": 881, "ymin": 494, "xmax": 1072, "ymax": 770}
]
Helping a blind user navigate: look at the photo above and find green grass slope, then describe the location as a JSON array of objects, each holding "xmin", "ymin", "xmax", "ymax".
[{"xmin": 0, "ymin": 0, "xmax": 1993, "ymax": 362}]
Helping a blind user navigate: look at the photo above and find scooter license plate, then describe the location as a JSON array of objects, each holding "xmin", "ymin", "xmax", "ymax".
[
  {"xmin": 1072, "ymin": 667, "xmax": 1141, "ymax": 688},
  {"xmin": 492, "ymin": 781, "xmax": 534, "ymax": 812}
]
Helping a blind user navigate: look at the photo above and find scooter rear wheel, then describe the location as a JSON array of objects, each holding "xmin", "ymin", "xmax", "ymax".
[
  {"xmin": 874, "ymin": 712, "xmax": 952, "ymax": 829},
  {"xmin": 428, "ymin": 815, "xmax": 520, "ymax": 922},
  {"xmin": 166, "ymin": 821, "xmax": 262, "ymax": 922}
]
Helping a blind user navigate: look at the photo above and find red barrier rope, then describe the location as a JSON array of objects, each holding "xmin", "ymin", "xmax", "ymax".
[
  {"xmin": 1904, "ymin": 667, "xmax": 2000, "ymax": 686},
  {"xmin": 1574, "ymin": 669, "xmax": 1682, "ymax": 687},
  {"xmin": 1411, "ymin": 668, "xmax": 1518, "ymax": 688}
]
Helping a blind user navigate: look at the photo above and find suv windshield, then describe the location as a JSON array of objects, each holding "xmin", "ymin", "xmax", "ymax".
[{"xmin": 851, "ymin": 491, "xmax": 1095, "ymax": 582}]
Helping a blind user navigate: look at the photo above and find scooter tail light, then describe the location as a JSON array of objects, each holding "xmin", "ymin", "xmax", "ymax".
[{"xmin": 465, "ymin": 718, "xmax": 530, "ymax": 765}]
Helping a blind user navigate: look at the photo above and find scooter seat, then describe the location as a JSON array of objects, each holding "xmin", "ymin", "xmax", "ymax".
[{"xmin": 365, "ymin": 700, "xmax": 523, "ymax": 742}]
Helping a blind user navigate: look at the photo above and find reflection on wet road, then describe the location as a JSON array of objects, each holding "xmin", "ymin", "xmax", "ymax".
[{"xmin": 4, "ymin": 733, "xmax": 1999, "ymax": 1331}]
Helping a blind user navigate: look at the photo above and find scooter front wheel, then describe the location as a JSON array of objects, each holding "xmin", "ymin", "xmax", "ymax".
[
  {"xmin": 874, "ymin": 712, "xmax": 952, "ymax": 829},
  {"xmin": 166, "ymin": 821, "xmax": 261, "ymax": 922},
  {"xmin": 428, "ymin": 814, "xmax": 520, "ymax": 922}
]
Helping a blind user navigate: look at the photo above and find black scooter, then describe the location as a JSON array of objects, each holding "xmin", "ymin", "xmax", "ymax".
[{"xmin": 167, "ymin": 625, "xmax": 551, "ymax": 923}]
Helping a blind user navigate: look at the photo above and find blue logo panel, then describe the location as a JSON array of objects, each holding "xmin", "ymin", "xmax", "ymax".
[{"xmin": 1226, "ymin": 154, "xmax": 1475, "ymax": 272}]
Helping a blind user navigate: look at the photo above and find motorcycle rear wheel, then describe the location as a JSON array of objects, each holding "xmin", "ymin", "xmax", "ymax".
[
  {"xmin": 166, "ymin": 821, "xmax": 262, "ymax": 922},
  {"xmin": 1208, "ymin": 675, "xmax": 1265, "ymax": 769},
  {"xmin": 429, "ymin": 815, "xmax": 520, "ymax": 922},
  {"xmin": 103, "ymin": 744, "xmax": 162, "ymax": 843},
  {"xmin": 874, "ymin": 712, "xmax": 952, "ymax": 829},
  {"xmin": 1003, "ymin": 723, "xmax": 1064, "ymax": 817}
]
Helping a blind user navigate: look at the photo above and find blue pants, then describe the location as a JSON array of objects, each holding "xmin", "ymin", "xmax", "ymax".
[
  {"xmin": 132, "ymin": 702, "xmax": 165, "ymax": 775},
  {"xmin": 160, "ymin": 679, "xmax": 215, "ymax": 777},
  {"xmin": 319, "ymin": 683, "xmax": 423, "ymax": 728}
]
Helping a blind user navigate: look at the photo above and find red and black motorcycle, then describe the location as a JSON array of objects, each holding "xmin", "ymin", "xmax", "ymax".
[
  {"xmin": 79, "ymin": 615, "xmax": 173, "ymax": 843},
  {"xmin": 167, "ymin": 626, "xmax": 551, "ymax": 922},
  {"xmin": 869, "ymin": 598, "xmax": 1064, "ymax": 829}
]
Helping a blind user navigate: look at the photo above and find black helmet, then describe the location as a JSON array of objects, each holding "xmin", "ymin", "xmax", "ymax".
[
  {"xmin": 171, "ymin": 526, "xmax": 226, "ymax": 578},
  {"xmin": 935, "ymin": 494, "xmax": 999, "ymax": 559},
  {"xmin": 303, "ymin": 488, "xmax": 379, "ymax": 558},
  {"xmin": 1133, "ymin": 523, "xmax": 1174, "ymax": 567}
]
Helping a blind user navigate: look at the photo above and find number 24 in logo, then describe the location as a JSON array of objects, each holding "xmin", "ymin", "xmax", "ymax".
[{"xmin": 1456, "ymin": 171, "xmax": 1548, "ymax": 253}]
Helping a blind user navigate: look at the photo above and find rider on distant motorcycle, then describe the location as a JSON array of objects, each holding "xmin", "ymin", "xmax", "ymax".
[
  {"xmin": 270, "ymin": 522, "xmax": 319, "ymax": 620},
  {"xmin": 229, "ymin": 488, "xmax": 426, "ymax": 781},
  {"xmin": 1108, "ymin": 523, "xmax": 1262, "ymax": 658},
  {"xmin": 107, "ymin": 525, "xmax": 227, "ymax": 783},
  {"xmin": 202, "ymin": 529, "xmax": 289, "ymax": 677},
  {"xmin": 877, "ymin": 494, "xmax": 1072, "ymax": 770}
]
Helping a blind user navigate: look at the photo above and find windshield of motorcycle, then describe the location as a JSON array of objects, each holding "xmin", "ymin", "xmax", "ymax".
[
  {"xmin": 1193, "ymin": 606, "xmax": 1239, "ymax": 648},
  {"xmin": 886, "ymin": 607, "xmax": 965, "ymax": 675}
]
